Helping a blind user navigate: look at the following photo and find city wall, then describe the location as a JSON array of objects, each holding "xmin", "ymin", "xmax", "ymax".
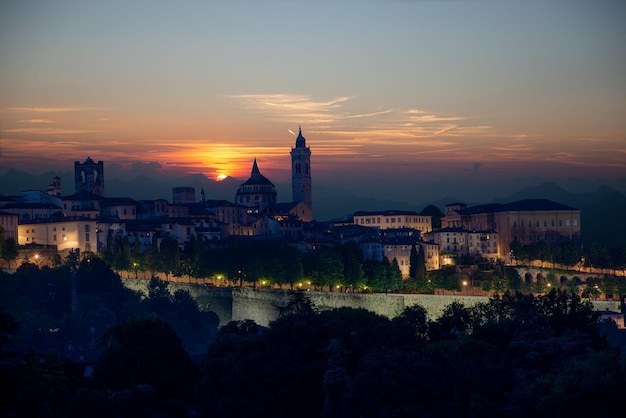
[{"xmin": 121, "ymin": 279, "xmax": 622, "ymax": 327}]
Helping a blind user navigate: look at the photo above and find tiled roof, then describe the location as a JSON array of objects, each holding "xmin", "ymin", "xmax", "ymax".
[{"xmin": 457, "ymin": 199, "xmax": 577, "ymax": 214}]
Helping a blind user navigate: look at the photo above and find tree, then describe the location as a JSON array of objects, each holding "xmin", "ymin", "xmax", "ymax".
[
  {"xmin": 1, "ymin": 238, "xmax": 18, "ymax": 269},
  {"xmin": 415, "ymin": 245, "xmax": 426, "ymax": 281},
  {"xmin": 96, "ymin": 318, "xmax": 197, "ymax": 399},
  {"xmin": 144, "ymin": 236, "xmax": 162, "ymax": 277},
  {"xmin": 283, "ymin": 246, "xmax": 304, "ymax": 289},
  {"xmin": 159, "ymin": 236, "xmax": 180, "ymax": 278},
  {"xmin": 362, "ymin": 259, "xmax": 387, "ymax": 292},
  {"xmin": 340, "ymin": 241, "xmax": 364, "ymax": 290},
  {"xmin": 388, "ymin": 258, "xmax": 403, "ymax": 291},
  {"xmin": 307, "ymin": 246, "xmax": 344, "ymax": 291},
  {"xmin": 409, "ymin": 243, "xmax": 418, "ymax": 279}
]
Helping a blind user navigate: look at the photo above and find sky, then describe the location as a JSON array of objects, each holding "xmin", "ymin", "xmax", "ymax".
[{"xmin": 1, "ymin": 0, "xmax": 625, "ymax": 186}]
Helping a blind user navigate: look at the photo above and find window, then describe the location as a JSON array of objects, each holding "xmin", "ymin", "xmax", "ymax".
[
  {"xmin": 513, "ymin": 221, "xmax": 517, "ymax": 227},
  {"xmin": 566, "ymin": 220, "xmax": 570, "ymax": 226},
  {"xmin": 86, "ymin": 233, "xmax": 90, "ymax": 242},
  {"xmin": 573, "ymin": 219, "xmax": 578, "ymax": 226},
  {"xmin": 53, "ymin": 235, "xmax": 57, "ymax": 241},
  {"xmin": 559, "ymin": 220, "xmax": 562, "ymax": 227},
  {"xmin": 528, "ymin": 221, "xmax": 532, "ymax": 227}
]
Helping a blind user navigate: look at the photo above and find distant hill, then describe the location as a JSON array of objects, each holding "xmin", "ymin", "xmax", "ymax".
[{"xmin": 0, "ymin": 169, "xmax": 74, "ymax": 196}]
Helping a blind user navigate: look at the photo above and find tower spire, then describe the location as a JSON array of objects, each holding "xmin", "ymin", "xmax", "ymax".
[{"xmin": 251, "ymin": 158, "xmax": 261, "ymax": 177}]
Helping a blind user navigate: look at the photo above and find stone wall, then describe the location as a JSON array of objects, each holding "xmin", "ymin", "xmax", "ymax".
[
  {"xmin": 121, "ymin": 279, "xmax": 623, "ymax": 328},
  {"xmin": 122, "ymin": 279, "xmax": 233, "ymax": 326}
]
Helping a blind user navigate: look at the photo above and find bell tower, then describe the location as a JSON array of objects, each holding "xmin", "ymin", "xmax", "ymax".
[
  {"xmin": 290, "ymin": 126, "xmax": 312, "ymax": 210},
  {"xmin": 74, "ymin": 157, "xmax": 105, "ymax": 196}
]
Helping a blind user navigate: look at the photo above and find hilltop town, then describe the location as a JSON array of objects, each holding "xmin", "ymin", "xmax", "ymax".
[
  {"xmin": 2, "ymin": 130, "xmax": 625, "ymax": 418},
  {"xmin": 1, "ymin": 128, "xmax": 623, "ymax": 287}
]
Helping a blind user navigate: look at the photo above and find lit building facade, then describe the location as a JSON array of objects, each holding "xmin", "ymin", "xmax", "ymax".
[
  {"xmin": 353, "ymin": 210, "xmax": 432, "ymax": 233},
  {"xmin": 0, "ymin": 211, "xmax": 19, "ymax": 241},
  {"xmin": 442, "ymin": 199, "xmax": 580, "ymax": 262},
  {"xmin": 19, "ymin": 219, "xmax": 97, "ymax": 253}
]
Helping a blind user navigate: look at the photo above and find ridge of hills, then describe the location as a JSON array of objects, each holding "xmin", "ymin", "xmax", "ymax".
[{"xmin": 1, "ymin": 169, "xmax": 624, "ymax": 247}]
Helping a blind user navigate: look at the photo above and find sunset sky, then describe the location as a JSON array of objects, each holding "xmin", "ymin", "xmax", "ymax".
[{"xmin": 1, "ymin": 0, "xmax": 625, "ymax": 185}]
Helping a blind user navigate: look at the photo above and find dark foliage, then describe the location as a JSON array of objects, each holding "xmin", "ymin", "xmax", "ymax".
[{"xmin": 198, "ymin": 290, "xmax": 625, "ymax": 418}]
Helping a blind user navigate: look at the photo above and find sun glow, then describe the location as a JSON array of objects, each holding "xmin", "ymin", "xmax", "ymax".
[{"xmin": 216, "ymin": 174, "xmax": 227, "ymax": 181}]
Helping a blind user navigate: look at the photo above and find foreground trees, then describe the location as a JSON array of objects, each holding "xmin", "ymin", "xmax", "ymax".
[
  {"xmin": 198, "ymin": 290, "xmax": 625, "ymax": 418},
  {"xmin": 2, "ymin": 253, "xmax": 624, "ymax": 417}
]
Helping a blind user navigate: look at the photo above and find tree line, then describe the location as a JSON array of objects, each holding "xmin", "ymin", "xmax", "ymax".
[
  {"xmin": 103, "ymin": 234, "xmax": 405, "ymax": 293},
  {"xmin": 510, "ymin": 239, "xmax": 626, "ymax": 272},
  {"xmin": 1, "ymin": 248, "xmax": 625, "ymax": 417}
]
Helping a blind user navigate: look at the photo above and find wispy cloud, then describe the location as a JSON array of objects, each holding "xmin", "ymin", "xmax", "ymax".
[
  {"xmin": 5, "ymin": 106, "xmax": 105, "ymax": 113},
  {"xmin": 226, "ymin": 93, "xmax": 491, "ymax": 147},
  {"xmin": 3, "ymin": 128, "xmax": 99, "ymax": 135},
  {"xmin": 16, "ymin": 119, "xmax": 55, "ymax": 124}
]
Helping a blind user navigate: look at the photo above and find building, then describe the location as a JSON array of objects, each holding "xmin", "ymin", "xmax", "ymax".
[
  {"xmin": 100, "ymin": 198, "xmax": 138, "ymax": 220},
  {"xmin": 353, "ymin": 210, "xmax": 432, "ymax": 233},
  {"xmin": 172, "ymin": 187, "xmax": 196, "ymax": 204},
  {"xmin": 0, "ymin": 211, "xmax": 19, "ymax": 241},
  {"xmin": 0, "ymin": 202, "xmax": 62, "ymax": 222},
  {"xmin": 46, "ymin": 176, "xmax": 62, "ymax": 197},
  {"xmin": 74, "ymin": 157, "xmax": 105, "ymax": 197},
  {"xmin": 425, "ymin": 227, "xmax": 499, "ymax": 265},
  {"xmin": 18, "ymin": 219, "xmax": 97, "ymax": 253},
  {"xmin": 360, "ymin": 236, "xmax": 440, "ymax": 278},
  {"xmin": 267, "ymin": 201, "xmax": 312, "ymax": 223},
  {"xmin": 235, "ymin": 159, "xmax": 277, "ymax": 213},
  {"xmin": 442, "ymin": 199, "xmax": 580, "ymax": 262},
  {"xmin": 291, "ymin": 126, "xmax": 312, "ymax": 211},
  {"xmin": 60, "ymin": 191, "xmax": 102, "ymax": 219}
]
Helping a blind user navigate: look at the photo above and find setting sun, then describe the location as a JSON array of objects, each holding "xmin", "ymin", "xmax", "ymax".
[{"xmin": 216, "ymin": 174, "xmax": 227, "ymax": 181}]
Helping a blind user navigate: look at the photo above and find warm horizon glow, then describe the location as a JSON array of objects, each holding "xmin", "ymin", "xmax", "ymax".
[{"xmin": 1, "ymin": 0, "xmax": 625, "ymax": 184}]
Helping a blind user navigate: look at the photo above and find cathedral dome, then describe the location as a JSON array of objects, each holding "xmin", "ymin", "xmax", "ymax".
[{"xmin": 235, "ymin": 158, "xmax": 277, "ymax": 211}]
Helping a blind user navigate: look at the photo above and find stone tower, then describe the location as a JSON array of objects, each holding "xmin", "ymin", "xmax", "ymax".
[
  {"xmin": 74, "ymin": 157, "xmax": 105, "ymax": 196},
  {"xmin": 290, "ymin": 126, "xmax": 312, "ymax": 209}
]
